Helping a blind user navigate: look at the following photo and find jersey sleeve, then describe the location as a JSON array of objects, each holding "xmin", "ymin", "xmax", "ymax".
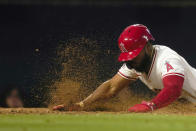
[
  {"xmin": 118, "ymin": 63, "xmax": 139, "ymax": 80},
  {"xmin": 161, "ymin": 58, "xmax": 185, "ymax": 79}
]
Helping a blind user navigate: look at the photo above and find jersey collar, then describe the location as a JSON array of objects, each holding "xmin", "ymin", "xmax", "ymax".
[{"xmin": 147, "ymin": 48, "xmax": 157, "ymax": 79}]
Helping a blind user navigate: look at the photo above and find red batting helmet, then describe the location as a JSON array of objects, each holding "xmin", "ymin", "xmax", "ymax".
[{"xmin": 118, "ymin": 24, "xmax": 155, "ymax": 62}]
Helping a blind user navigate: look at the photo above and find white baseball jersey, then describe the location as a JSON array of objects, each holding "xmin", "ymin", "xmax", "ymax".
[{"xmin": 118, "ymin": 45, "xmax": 196, "ymax": 103}]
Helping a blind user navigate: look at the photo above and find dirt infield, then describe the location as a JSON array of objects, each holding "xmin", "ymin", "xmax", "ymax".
[{"xmin": 0, "ymin": 103, "xmax": 196, "ymax": 116}]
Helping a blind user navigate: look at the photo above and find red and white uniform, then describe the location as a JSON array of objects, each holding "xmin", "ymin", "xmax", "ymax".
[{"xmin": 118, "ymin": 45, "xmax": 196, "ymax": 103}]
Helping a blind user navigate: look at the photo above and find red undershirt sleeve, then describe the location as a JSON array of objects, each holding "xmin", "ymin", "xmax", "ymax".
[{"xmin": 151, "ymin": 75, "xmax": 184, "ymax": 109}]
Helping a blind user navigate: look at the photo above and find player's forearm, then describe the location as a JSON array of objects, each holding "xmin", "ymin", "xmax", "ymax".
[
  {"xmin": 151, "ymin": 75, "xmax": 184, "ymax": 109},
  {"xmin": 79, "ymin": 80, "xmax": 117, "ymax": 106},
  {"xmin": 76, "ymin": 73, "xmax": 132, "ymax": 108}
]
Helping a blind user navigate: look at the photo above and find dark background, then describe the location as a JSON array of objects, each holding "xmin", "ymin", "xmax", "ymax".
[{"xmin": 1, "ymin": 0, "xmax": 196, "ymax": 106}]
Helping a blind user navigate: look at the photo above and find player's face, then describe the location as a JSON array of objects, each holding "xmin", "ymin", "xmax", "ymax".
[{"xmin": 126, "ymin": 48, "xmax": 149, "ymax": 72}]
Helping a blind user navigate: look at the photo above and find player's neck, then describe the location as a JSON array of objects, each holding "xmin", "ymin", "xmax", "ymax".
[{"xmin": 145, "ymin": 47, "xmax": 155, "ymax": 75}]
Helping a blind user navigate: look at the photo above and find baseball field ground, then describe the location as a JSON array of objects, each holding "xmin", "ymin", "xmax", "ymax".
[{"xmin": 0, "ymin": 108, "xmax": 196, "ymax": 131}]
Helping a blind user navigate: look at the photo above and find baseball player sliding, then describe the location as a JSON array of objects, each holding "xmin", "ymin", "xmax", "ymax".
[{"xmin": 53, "ymin": 24, "xmax": 196, "ymax": 112}]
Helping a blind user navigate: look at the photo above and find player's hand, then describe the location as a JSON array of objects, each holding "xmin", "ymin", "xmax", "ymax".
[
  {"xmin": 52, "ymin": 102, "xmax": 83, "ymax": 111},
  {"xmin": 128, "ymin": 101, "xmax": 155, "ymax": 113},
  {"xmin": 52, "ymin": 104, "xmax": 67, "ymax": 111}
]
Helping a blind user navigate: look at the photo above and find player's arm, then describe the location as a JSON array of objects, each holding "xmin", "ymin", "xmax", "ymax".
[
  {"xmin": 53, "ymin": 64, "xmax": 138, "ymax": 111},
  {"xmin": 128, "ymin": 75, "xmax": 184, "ymax": 112},
  {"xmin": 128, "ymin": 58, "xmax": 185, "ymax": 112},
  {"xmin": 80, "ymin": 73, "xmax": 133, "ymax": 106},
  {"xmin": 151, "ymin": 74, "xmax": 184, "ymax": 108},
  {"xmin": 53, "ymin": 73, "xmax": 134, "ymax": 111}
]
